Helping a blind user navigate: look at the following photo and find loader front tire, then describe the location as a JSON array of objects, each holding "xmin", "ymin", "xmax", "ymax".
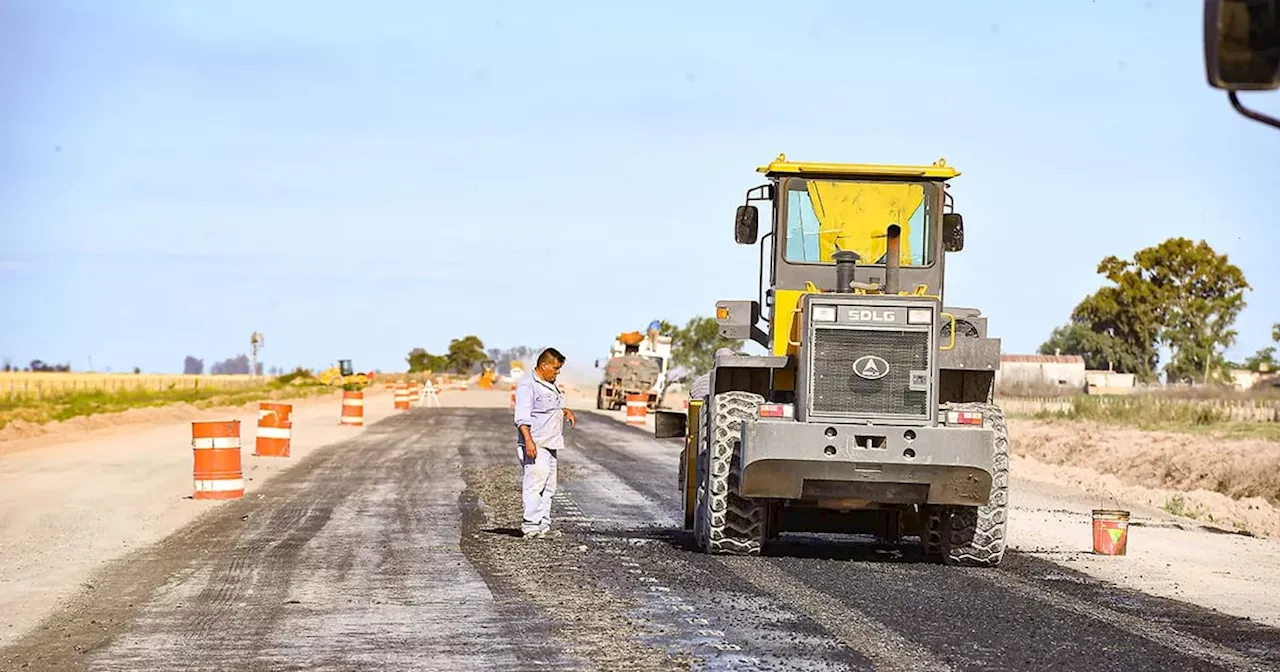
[
  {"xmin": 928, "ymin": 401, "xmax": 1010, "ymax": 568},
  {"xmin": 693, "ymin": 391, "xmax": 768, "ymax": 556}
]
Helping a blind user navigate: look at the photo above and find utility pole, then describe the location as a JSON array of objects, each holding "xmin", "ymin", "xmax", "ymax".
[{"xmin": 250, "ymin": 332, "xmax": 265, "ymax": 380}]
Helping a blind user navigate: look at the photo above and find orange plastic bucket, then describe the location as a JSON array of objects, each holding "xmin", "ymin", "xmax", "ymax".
[{"xmin": 1092, "ymin": 509, "xmax": 1130, "ymax": 555}]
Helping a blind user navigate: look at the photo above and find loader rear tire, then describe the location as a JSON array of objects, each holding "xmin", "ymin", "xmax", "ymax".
[
  {"xmin": 930, "ymin": 401, "xmax": 1010, "ymax": 568},
  {"xmin": 693, "ymin": 391, "xmax": 768, "ymax": 555}
]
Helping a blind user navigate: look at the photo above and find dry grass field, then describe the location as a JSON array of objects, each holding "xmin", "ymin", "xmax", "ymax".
[
  {"xmin": 0, "ymin": 372, "xmax": 261, "ymax": 399},
  {"xmin": 0, "ymin": 371, "xmax": 332, "ymax": 433}
]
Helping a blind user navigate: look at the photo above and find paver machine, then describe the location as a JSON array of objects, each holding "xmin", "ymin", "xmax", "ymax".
[{"xmin": 657, "ymin": 155, "xmax": 1006, "ymax": 566}]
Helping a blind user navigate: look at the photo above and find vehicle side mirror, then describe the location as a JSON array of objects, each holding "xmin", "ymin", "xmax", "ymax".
[
  {"xmin": 735, "ymin": 205, "xmax": 759, "ymax": 244},
  {"xmin": 594, "ymin": 359, "xmax": 600, "ymax": 368},
  {"xmin": 1204, "ymin": 0, "xmax": 1280, "ymax": 91},
  {"xmin": 942, "ymin": 213, "xmax": 964, "ymax": 252}
]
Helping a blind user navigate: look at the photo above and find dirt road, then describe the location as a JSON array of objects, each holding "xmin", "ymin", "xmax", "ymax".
[{"xmin": 3, "ymin": 392, "xmax": 1280, "ymax": 671}]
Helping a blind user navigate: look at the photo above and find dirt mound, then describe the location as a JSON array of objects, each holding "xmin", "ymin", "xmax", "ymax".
[{"xmin": 1009, "ymin": 418, "xmax": 1280, "ymax": 536}]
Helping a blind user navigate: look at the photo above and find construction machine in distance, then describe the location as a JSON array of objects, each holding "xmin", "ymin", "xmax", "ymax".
[
  {"xmin": 319, "ymin": 359, "xmax": 373, "ymax": 389},
  {"xmin": 595, "ymin": 329, "xmax": 668, "ymax": 412},
  {"xmin": 655, "ymin": 154, "xmax": 1007, "ymax": 567},
  {"xmin": 508, "ymin": 360, "xmax": 526, "ymax": 383},
  {"xmin": 478, "ymin": 360, "xmax": 497, "ymax": 389}
]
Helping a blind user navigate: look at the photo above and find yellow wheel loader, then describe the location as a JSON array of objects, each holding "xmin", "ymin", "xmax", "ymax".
[{"xmin": 657, "ymin": 154, "xmax": 1008, "ymax": 567}]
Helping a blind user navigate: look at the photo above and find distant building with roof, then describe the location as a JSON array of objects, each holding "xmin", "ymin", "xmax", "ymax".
[{"xmin": 994, "ymin": 354, "xmax": 1086, "ymax": 394}]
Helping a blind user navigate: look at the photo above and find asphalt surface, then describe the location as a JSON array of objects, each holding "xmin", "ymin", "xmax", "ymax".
[{"xmin": 4, "ymin": 407, "xmax": 1280, "ymax": 671}]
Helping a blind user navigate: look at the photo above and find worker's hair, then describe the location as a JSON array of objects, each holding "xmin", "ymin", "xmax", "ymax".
[{"xmin": 537, "ymin": 347, "xmax": 565, "ymax": 367}]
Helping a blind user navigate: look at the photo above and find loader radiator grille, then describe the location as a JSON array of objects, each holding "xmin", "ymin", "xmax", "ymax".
[{"xmin": 808, "ymin": 327, "xmax": 930, "ymax": 419}]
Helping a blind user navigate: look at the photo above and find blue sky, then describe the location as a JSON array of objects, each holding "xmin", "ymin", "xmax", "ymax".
[{"xmin": 2, "ymin": 1, "xmax": 1277, "ymax": 383}]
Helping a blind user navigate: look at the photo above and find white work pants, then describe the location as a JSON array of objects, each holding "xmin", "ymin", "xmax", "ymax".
[{"xmin": 518, "ymin": 445, "xmax": 558, "ymax": 535}]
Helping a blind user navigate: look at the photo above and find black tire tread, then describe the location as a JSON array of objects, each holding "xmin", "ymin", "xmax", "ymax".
[
  {"xmin": 938, "ymin": 401, "xmax": 1010, "ymax": 568},
  {"xmin": 694, "ymin": 391, "xmax": 767, "ymax": 555}
]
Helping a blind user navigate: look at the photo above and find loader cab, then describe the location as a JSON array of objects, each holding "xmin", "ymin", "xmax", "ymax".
[
  {"xmin": 339, "ymin": 359, "xmax": 354, "ymax": 377},
  {"xmin": 732, "ymin": 155, "xmax": 965, "ymax": 357}
]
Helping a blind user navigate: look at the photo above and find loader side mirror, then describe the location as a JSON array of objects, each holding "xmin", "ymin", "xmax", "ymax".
[
  {"xmin": 735, "ymin": 205, "xmax": 759, "ymax": 244},
  {"xmin": 942, "ymin": 213, "xmax": 964, "ymax": 252},
  {"xmin": 594, "ymin": 359, "xmax": 600, "ymax": 368},
  {"xmin": 1204, "ymin": 0, "xmax": 1280, "ymax": 91}
]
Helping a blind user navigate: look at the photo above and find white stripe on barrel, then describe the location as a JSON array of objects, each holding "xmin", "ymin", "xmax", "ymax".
[
  {"xmin": 625, "ymin": 394, "xmax": 647, "ymax": 427},
  {"xmin": 195, "ymin": 478, "xmax": 246, "ymax": 493}
]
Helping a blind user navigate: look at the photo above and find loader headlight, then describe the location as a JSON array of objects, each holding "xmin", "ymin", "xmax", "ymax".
[
  {"xmin": 811, "ymin": 305, "xmax": 837, "ymax": 322},
  {"xmin": 907, "ymin": 308, "xmax": 933, "ymax": 324}
]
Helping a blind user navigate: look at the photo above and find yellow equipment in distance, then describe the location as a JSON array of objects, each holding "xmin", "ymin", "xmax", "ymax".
[
  {"xmin": 478, "ymin": 360, "xmax": 497, "ymax": 389},
  {"xmin": 318, "ymin": 359, "xmax": 370, "ymax": 388}
]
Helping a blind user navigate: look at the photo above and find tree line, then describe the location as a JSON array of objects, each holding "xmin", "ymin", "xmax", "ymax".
[
  {"xmin": 406, "ymin": 337, "xmax": 543, "ymax": 375},
  {"xmin": 2, "ymin": 359, "xmax": 72, "ymax": 373},
  {"xmin": 182, "ymin": 355, "xmax": 268, "ymax": 376},
  {"xmin": 1038, "ymin": 236, "xmax": 1275, "ymax": 384}
]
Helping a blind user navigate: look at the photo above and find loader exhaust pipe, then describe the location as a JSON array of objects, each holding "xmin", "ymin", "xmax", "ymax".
[
  {"xmin": 833, "ymin": 250, "xmax": 859, "ymax": 294},
  {"xmin": 884, "ymin": 224, "xmax": 901, "ymax": 295}
]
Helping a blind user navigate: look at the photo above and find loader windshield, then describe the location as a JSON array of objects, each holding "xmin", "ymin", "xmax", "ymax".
[{"xmin": 782, "ymin": 178, "xmax": 935, "ymax": 267}]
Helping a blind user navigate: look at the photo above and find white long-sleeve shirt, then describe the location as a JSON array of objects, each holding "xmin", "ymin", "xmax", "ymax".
[{"xmin": 513, "ymin": 371, "xmax": 565, "ymax": 450}]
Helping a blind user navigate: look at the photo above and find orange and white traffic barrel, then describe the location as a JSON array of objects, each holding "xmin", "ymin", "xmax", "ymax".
[
  {"xmin": 340, "ymin": 390, "xmax": 364, "ymax": 426},
  {"xmin": 394, "ymin": 384, "xmax": 411, "ymax": 411},
  {"xmin": 625, "ymin": 393, "xmax": 647, "ymax": 427},
  {"xmin": 407, "ymin": 382, "xmax": 421, "ymax": 407},
  {"xmin": 191, "ymin": 420, "xmax": 244, "ymax": 499},
  {"xmin": 254, "ymin": 402, "xmax": 292, "ymax": 457}
]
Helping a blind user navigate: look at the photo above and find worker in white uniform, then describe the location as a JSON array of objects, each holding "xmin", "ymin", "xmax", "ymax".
[{"xmin": 513, "ymin": 347, "xmax": 576, "ymax": 539}]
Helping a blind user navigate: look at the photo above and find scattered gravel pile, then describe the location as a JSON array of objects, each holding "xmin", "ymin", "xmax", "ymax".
[{"xmin": 459, "ymin": 463, "xmax": 695, "ymax": 671}]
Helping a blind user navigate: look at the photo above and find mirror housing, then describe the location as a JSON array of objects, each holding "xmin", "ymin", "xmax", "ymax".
[
  {"xmin": 1204, "ymin": 0, "xmax": 1280, "ymax": 91},
  {"xmin": 942, "ymin": 213, "xmax": 965, "ymax": 252},
  {"xmin": 593, "ymin": 359, "xmax": 599, "ymax": 368},
  {"xmin": 735, "ymin": 205, "xmax": 759, "ymax": 244}
]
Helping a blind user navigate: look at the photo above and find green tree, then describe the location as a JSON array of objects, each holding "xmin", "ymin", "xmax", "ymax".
[
  {"xmin": 1244, "ymin": 347, "xmax": 1276, "ymax": 372},
  {"xmin": 1110, "ymin": 238, "xmax": 1249, "ymax": 384},
  {"xmin": 1241, "ymin": 324, "xmax": 1280, "ymax": 373},
  {"xmin": 668, "ymin": 316, "xmax": 743, "ymax": 380},
  {"xmin": 406, "ymin": 347, "xmax": 447, "ymax": 373},
  {"xmin": 1041, "ymin": 237, "xmax": 1249, "ymax": 384},
  {"xmin": 445, "ymin": 335, "xmax": 487, "ymax": 374},
  {"xmin": 1038, "ymin": 285, "xmax": 1162, "ymax": 381},
  {"xmin": 1037, "ymin": 323, "xmax": 1110, "ymax": 371}
]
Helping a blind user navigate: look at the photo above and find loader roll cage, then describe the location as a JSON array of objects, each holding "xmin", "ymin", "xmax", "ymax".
[{"xmin": 735, "ymin": 156, "xmax": 965, "ymax": 326}]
